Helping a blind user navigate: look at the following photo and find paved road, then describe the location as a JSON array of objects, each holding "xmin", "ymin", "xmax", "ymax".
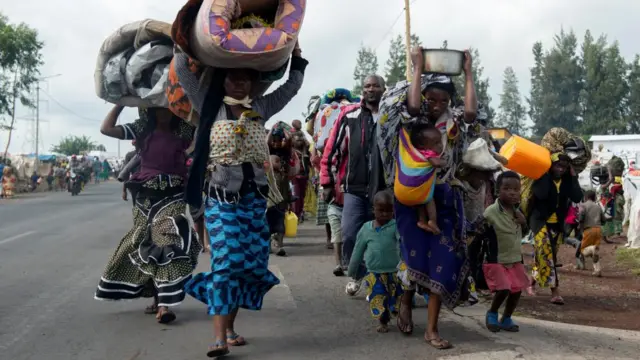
[{"xmin": 1, "ymin": 182, "xmax": 639, "ymax": 360}]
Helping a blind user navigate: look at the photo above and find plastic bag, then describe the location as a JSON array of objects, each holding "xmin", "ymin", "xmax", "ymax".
[{"xmin": 124, "ymin": 41, "xmax": 172, "ymax": 107}]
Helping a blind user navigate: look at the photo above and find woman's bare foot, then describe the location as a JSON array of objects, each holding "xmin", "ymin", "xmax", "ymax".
[
  {"xmin": 377, "ymin": 323, "xmax": 389, "ymax": 333},
  {"xmin": 396, "ymin": 304, "xmax": 414, "ymax": 335},
  {"xmin": 425, "ymin": 331, "xmax": 452, "ymax": 349}
]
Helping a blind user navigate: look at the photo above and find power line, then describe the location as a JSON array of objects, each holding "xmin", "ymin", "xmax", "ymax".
[
  {"xmin": 373, "ymin": 0, "xmax": 418, "ymax": 51},
  {"xmin": 38, "ymin": 88, "xmax": 101, "ymax": 123}
]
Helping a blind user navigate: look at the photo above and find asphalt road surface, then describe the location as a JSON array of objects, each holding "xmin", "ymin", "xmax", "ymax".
[{"xmin": 1, "ymin": 182, "xmax": 639, "ymax": 360}]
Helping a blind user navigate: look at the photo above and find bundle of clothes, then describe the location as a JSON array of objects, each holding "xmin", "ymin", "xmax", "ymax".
[{"xmin": 95, "ymin": 19, "xmax": 174, "ymax": 108}]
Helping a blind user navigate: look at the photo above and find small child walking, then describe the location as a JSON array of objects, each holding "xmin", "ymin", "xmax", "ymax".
[
  {"xmin": 265, "ymin": 155, "xmax": 291, "ymax": 257},
  {"xmin": 348, "ymin": 190, "xmax": 403, "ymax": 333},
  {"xmin": 482, "ymin": 171, "xmax": 530, "ymax": 333},
  {"xmin": 576, "ymin": 190, "xmax": 606, "ymax": 277}
]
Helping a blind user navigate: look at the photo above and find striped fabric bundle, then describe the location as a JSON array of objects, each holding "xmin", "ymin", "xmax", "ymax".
[{"xmin": 394, "ymin": 127, "xmax": 437, "ymax": 207}]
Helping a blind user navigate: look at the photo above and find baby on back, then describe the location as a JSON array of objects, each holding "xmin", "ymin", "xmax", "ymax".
[{"xmin": 409, "ymin": 124, "xmax": 445, "ymax": 234}]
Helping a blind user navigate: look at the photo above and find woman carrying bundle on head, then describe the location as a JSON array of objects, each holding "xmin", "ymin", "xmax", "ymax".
[
  {"xmin": 182, "ymin": 42, "xmax": 308, "ymax": 357},
  {"xmin": 95, "ymin": 105, "xmax": 200, "ymax": 324},
  {"xmin": 526, "ymin": 152, "xmax": 582, "ymax": 304}
]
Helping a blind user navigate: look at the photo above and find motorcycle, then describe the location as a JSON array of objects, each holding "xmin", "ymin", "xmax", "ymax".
[{"xmin": 67, "ymin": 171, "xmax": 82, "ymax": 196}]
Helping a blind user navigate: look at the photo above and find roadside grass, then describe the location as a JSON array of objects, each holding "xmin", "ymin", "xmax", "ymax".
[{"xmin": 616, "ymin": 248, "xmax": 640, "ymax": 276}]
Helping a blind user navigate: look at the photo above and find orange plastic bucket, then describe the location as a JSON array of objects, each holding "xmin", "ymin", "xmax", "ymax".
[{"xmin": 499, "ymin": 135, "xmax": 551, "ymax": 179}]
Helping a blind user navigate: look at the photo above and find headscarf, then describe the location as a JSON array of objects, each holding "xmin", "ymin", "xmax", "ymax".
[{"xmin": 420, "ymin": 74, "xmax": 456, "ymax": 98}]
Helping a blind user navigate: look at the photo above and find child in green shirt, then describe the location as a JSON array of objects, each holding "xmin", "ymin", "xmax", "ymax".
[{"xmin": 349, "ymin": 190, "xmax": 403, "ymax": 333}]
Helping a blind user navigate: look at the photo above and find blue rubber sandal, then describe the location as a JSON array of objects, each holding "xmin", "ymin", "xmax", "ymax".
[
  {"xmin": 485, "ymin": 311, "xmax": 500, "ymax": 332},
  {"xmin": 499, "ymin": 316, "xmax": 520, "ymax": 332},
  {"xmin": 226, "ymin": 331, "xmax": 246, "ymax": 346},
  {"xmin": 207, "ymin": 340, "xmax": 229, "ymax": 358}
]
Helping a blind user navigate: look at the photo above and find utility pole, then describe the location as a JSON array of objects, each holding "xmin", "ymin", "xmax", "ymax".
[
  {"xmin": 404, "ymin": 0, "xmax": 412, "ymax": 81},
  {"xmin": 35, "ymin": 85, "xmax": 40, "ymax": 163},
  {"xmin": 34, "ymin": 74, "xmax": 61, "ymax": 167}
]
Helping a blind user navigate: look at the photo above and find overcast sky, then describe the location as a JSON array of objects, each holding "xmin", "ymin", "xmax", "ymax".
[{"xmin": 2, "ymin": 0, "xmax": 639, "ymax": 157}]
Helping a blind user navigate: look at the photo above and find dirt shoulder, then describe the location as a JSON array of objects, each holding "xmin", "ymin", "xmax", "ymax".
[{"xmin": 515, "ymin": 237, "xmax": 640, "ymax": 330}]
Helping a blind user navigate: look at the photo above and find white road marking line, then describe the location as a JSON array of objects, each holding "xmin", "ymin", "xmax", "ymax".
[
  {"xmin": 267, "ymin": 264, "xmax": 297, "ymax": 309},
  {"xmin": 0, "ymin": 231, "xmax": 36, "ymax": 245}
]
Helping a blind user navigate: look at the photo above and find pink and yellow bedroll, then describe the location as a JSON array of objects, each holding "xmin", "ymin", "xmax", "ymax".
[
  {"xmin": 191, "ymin": 0, "xmax": 306, "ymax": 71},
  {"xmin": 394, "ymin": 128, "xmax": 436, "ymax": 207}
]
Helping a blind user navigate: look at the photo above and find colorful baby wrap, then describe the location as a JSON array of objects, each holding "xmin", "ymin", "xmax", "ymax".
[{"xmin": 394, "ymin": 127, "xmax": 437, "ymax": 206}]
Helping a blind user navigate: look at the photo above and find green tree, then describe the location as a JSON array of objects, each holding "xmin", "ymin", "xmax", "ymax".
[
  {"xmin": 51, "ymin": 135, "xmax": 103, "ymax": 155},
  {"xmin": 531, "ymin": 29, "xmax": 582, "ymax": 136},
  {"xmin": 626, "ymin": 55, "xmax": 640, "ymax": 134},
  {"xmin": 579, "ymin": 31, "xmax": 628, "ymax": 135},
  {"xmin": 528, "ymin": 41, "xmax": 545, "ymax": 135},
  {"xmin": 599, "ymin": 41, "xmax": 629, "ymax": 134},
  {"xmin": 352, "ymin": 45, "xmax": 379, "ymax": 95},
  {"xmin": 497, "ymin": 66, "xmax": 527, "ymax": 135},
  {"xmin": 451, "ymin": 47, "xmax": 494, "ymax": 124},
  {"xmin": 0, "ymin": 13, "xmax": 44, "ymax": 158},
  {"xmin": 384, "ymin": 34, "xmax": 422, "ymax": 86},
  {"xmin": 579, "ymin": 30, "xmax": 607, "ymax": 135}
]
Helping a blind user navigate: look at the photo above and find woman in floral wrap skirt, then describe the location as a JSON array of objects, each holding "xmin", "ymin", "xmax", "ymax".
[{"xmin": 94, "ymin": 105, "xmax": 200, "ymax": 323}]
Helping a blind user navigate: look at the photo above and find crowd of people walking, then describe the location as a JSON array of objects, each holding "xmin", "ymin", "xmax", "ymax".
[{"xmin": 93, "ymin": 38, "xmax": 625, "ymax": 357}]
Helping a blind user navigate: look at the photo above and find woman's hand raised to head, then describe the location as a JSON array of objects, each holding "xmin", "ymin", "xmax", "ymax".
[
  {"xmin": 463, "ymin": 50, "xmax": 473, "ymax": 75},
  {"xmin": 100, "ymin": 105, "xmax": 126, "ymax": 139},
  {"xmin": 410, "ymin": 46, "xmax": 424, "ymax": 72}
]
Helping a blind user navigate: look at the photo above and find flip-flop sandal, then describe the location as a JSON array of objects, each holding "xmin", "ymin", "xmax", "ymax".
[
  {"xmin": 396, "ymin": 315, "xmax": 414, "ymax": 335},
  {"xmin": 144, "ymin": 304, "xmax": 158, "ymax": 315},
  {"xmin": 157, "ymin": 309, "xmax": 176, "ymax": 324},
  {"xmin": 550, "ymin": 296, "xmax": 564, "ymax": 305},
  {"xmin": 207, "ymin": 340, "xmax": 229, "ymax": 358},
  {"xmin": 499, "ymin": 316, "xmax": 520, "ymax": 332},
  {"xmin": 226, "ymin": 331, "xmax": 246, "ymax": 346},
  {"xmin": 425, "ymin": 337, "xmax": 452, "ymax": 350}
]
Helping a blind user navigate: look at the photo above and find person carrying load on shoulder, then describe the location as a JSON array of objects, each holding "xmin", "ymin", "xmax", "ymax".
[{"xmin": 183, "ymin": 41, "xmax": 308, "ymax": 358}]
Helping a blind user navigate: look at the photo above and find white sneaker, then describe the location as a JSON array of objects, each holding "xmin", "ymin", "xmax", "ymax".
[{"xmin": 345, "ymin": 280, "xmax": 361, "ymax": 296}]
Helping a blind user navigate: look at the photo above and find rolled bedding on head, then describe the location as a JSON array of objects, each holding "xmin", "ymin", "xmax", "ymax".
[
  {"xmin": 311, "ymin": 88, "xmax": 361, "ymax": 151},
  {"xmin": 94, "ymin": 19, "xmax": 174, "ymax": 108},
  {"xmin": 172, "ymin": 0, "xmax": 306, "ymax": 71},
  {"xmin": 166, "ymin": 0, "xmax": 305, "ymax": 124}
]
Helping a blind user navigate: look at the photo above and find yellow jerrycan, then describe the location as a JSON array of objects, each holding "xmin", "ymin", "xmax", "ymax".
[{"xmin": 284, "ymin": 211, "xmax": 298, "ymax": 238}]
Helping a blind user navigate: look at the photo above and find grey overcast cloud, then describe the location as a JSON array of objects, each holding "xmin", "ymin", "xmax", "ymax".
[{"xmin": 2, "ymin": 0, "xmax": 639, "ymax": 156}]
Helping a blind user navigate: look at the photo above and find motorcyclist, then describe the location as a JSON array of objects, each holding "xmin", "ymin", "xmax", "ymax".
[
  {"xmin": 67, "ymin": 155, "xmax": 80, "ymax": 172},
  {"xmin": 66, "ymin": 155, "xmax": 83, "ymax": 191}
]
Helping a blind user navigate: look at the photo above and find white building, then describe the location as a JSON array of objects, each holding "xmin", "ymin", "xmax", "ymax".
[{"xmin": 589, "ymin": 134, "xmax": 640, "ymax": 153}]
